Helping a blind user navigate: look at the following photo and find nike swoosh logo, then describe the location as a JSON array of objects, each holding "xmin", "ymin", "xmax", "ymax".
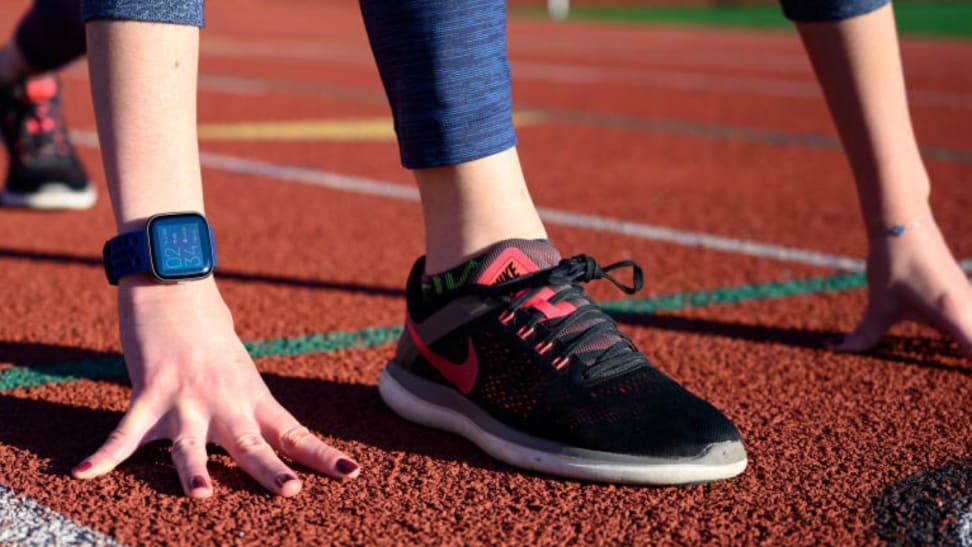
[{"xmin": 405, "ymin": 318, "xmax": 478, "ymax": 395}]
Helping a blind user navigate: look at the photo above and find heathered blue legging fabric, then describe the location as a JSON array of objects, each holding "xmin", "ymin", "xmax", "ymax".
[
  {"xmin": 81, "ymin": 0, "xmax": 203, "ymax": 26},
  {"xmin": 359, "ymin": 0, "xmax": 515, "ymax": 168},
  {"xmin": 75, "ymin": 0, "xmax": 890, "ymax": 168},
  {"xmin": 15, "ymin": 0, "xmax": 86, "ymax": 72}
]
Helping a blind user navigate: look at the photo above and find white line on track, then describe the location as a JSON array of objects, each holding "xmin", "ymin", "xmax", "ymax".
[
  {"xmin": 959, "ymin": 509, "xmax": 972, "ymax": 547},
  {"xmin": 0, "ymin": 484, "xmax": 120, "ymax": 546},
  {"xmin": 73, "ymin": 130, "xmax": 972, "ymax": 274},
  {"xmin": 197, "ymin": 36, "xmax": 972, "ymax": 111}
]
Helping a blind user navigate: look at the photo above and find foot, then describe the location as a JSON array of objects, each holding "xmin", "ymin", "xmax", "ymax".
[
  {"xmin": 0, "ymin": 75, "xmax": 95, "ymax": 210},
  {"xmin": 380, "ymin": 239, "xmax": 747, "ymax": 484}
]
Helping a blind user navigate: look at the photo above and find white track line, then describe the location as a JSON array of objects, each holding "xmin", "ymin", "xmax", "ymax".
[
  {"xmin": 73, "ymin": 130, "xmax": 972, "ymax": 274},
  {"xmin": 0, "ymin": 484, "xmax": 120, "ymax": 546},
  {"xmin": 72, "ymin": 130, "xmax": 863, "ymax": 271}
]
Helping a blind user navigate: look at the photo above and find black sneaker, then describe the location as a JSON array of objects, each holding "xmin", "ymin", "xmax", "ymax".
[
  {"xmin": 380, "ymin": 239, "xmax": 747, "ymax": 484},
  {"xmin": 0, "ymin": 75, "xmax": 95, "ymax": 210}
]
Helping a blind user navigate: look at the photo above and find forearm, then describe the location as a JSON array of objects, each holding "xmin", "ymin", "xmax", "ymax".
[
  {"xmin": 795, "ymin": 5, "xmax": 930, "ymax": 234},
  {"xmin": 86, "ymin": 20, "xmax": 203, "ymax": 233}
]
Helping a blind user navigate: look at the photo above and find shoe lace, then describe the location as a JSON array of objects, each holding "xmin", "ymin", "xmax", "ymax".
[
  {"xmin": 2, "ymin": 81, "xmax": 72, "ymax": 162},
  {"xmin": 483, "ymin": 255, "xmax": 648, "ymax": 381}
]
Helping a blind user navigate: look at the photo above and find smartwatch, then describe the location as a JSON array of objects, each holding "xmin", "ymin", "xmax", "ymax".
[{"xmin": 103, "ymin": 212, "xmax": 217, "ymax": 285}]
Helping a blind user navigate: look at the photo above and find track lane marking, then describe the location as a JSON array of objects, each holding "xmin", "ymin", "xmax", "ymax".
[
  {"xmin": 195, "ymin": 112, "xmax": 546, "ymax": 142},
  {"xmin": 196, "ymin": 36, "xmax": 972, "ymax": 111},
  {"xmin": 68, "ymin": 131, "xmax": 972, "ymax": 273},
  {"xmin": 0, "ymin": 271, "xmax": 869, "ymax": 393},
  {"xmin": 0, "ymin": 484, "xmax": 121, "ymax": 546},
  {"xmin": 60, "ymin": 68, "xmax": 972, "ymax": 165},
  {"xmin": 70, "ymin": 130, "xmax": 871, "ymax": 271}
]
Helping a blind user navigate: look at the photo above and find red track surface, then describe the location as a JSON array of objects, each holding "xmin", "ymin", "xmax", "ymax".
[{"xmin": 0, "ymin": 1, "xmax": 970, "ymax": 544}]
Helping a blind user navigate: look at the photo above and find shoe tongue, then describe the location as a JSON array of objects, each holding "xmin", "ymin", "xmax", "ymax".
[
  {"xmin": 473, "ymin": 239, "xmax": 636, "ymax": 369},
  {"xmin": 471, "ymin": 239, "xmax": 561, "ymax": 287},
  {"xmin": 25, "ymin": 78, "xmax": 57, "ymax": 103}
]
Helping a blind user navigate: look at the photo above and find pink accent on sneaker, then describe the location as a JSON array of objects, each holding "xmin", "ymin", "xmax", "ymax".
[
  {"xmin": 25, "ymin": 78, "xmax": 57, "ymax": 103},
  {"xmin": 521, "ymin": 287, "xmax": 577, "ymax": 321},
  {"xmin": 475, "ymin": 247, "xmax": 540, "ymax": 286}
]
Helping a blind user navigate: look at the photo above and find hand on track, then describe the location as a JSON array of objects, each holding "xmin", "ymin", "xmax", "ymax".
[
  {"xmin": 827, "ymin": 219, "xmax": 972, "ymax": 359},
  {"xmin": 71, "ymin": 278, "xmax": 360, "ymax": 497}
]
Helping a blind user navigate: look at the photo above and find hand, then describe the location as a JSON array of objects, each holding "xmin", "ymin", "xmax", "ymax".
[
  {"xmin": 71, "ymin": 278, "xmax": 360, "ymax": 497},
  {"xmin": 827, "ymin": 218, "xmax": 972, "ymax": 359}
]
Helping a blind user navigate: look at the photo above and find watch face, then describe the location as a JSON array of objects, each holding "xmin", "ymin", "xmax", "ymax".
[{"xmin": 148, "ymin": 213, "xmax": 214, "ymax": 281}]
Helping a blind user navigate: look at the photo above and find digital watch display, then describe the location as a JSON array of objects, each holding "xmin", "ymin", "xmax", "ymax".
[{"xmin": 103, "ymin": 212, "xmax": 217, "ymax": 285}]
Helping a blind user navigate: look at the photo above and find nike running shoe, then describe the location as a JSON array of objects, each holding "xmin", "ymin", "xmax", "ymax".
[
  {"xmin": 0, "ymin": 75, "xmax": 95, "ymax": 210},
  {"xmin": 379, "ymin": 239, "xmax": 747, "ymax": 485}
]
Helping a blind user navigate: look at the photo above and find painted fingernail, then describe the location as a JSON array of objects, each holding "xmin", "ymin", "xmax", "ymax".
[
  {"xmin": 190, "ymin": 476, "xmax": 208, "ymax": 490},
  {"xmin": 824, "ymin": 335, "xmax": 846, "ymax": 349},
  {"xmin": 336, "ymin": 459, "xmax": 359, "ymax": 475},
  {"xmin": 73, "ymin": 461, "xmax": 93, "ymax": 474},
  {"xmin": 275, "ymin": 473, "xmax": 298, "ymax": 489}
]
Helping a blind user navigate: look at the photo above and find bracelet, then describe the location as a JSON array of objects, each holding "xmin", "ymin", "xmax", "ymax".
[{"xmin": 881, "ymin": 213, "xmax": 935, "ymax": 238}]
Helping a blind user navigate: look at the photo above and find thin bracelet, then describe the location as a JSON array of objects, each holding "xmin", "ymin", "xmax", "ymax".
[{"xmin": 879, "ymin": 213, "xmax": 935, "ymax": 238}]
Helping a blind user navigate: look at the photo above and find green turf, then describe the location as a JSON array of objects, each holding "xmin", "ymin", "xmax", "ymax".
[
  {"xmin": 0, "ymin": 270, "xmax": 866, "ymax": 393},
  {"xmin": 525, "ymin": 2, "xmax": 972, "ymax": 38}
]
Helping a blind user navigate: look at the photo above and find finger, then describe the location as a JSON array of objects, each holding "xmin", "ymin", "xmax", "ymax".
[
  {"xmin": 259, "ymin": 401, "xmax": 360, "ymax": 480},
  {"xmin": 215, "ymin": 419, "xmax": 302, "ymax": 497},
  {"xmin": 827, "ymin": 302, "xmax": 898, "ymax": 353},
  {"xmin": 73, "ymin": 396, "xmax": 159, "ymax": 479},
  {"xmin": 926, "ymin": 289, "xmax": 972, "ymax": 359},
  {"xmin": 169, "ymin": 411, "xmax": 213, "ymax": 498}
]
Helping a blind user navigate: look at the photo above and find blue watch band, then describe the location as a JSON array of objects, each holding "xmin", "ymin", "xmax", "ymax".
[
  {"xmin": 103, "ymin": 230, "xmax": 151, "ymax": 285},
  {"xmin": 102, "ymin": 213, "xmax": 217, "ymax": 285}
]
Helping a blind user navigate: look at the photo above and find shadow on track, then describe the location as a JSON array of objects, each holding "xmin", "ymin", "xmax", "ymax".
[
  {"xmin": 609, "ymin": 311, "xmax": 971, "ymax": 377},
  {"xmin": 0, "ymin": 341, "xmax": 508, "ymax": 498},
  {"xmin": 0, "ymin": 341, "xmax": 115, "ymax": 369},
  {"xmin": 0, "ymin": 247, "xmax": 405, "ymax": 297}
]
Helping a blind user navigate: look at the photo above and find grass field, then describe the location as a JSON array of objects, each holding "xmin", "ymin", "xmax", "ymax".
[{"xmin": 521, "ymin": 1, "xmax": 972, "ymax": 38}]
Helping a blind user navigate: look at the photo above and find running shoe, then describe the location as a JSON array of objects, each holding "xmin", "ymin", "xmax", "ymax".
[
  {"xmin": 379, "ymin": 239, "xmax": 747, "ymax": 484},
  {"xmin": 0, "ymin": 75, "xmax": 94, "ymax": 210}
]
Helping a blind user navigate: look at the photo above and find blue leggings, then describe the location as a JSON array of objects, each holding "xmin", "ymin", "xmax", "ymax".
[{"xmin": 67, "ymin": 0, "xmax": 890, "ymax": 168}]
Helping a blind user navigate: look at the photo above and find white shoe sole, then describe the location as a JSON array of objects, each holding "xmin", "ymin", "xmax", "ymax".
[
  {"xmin": 1, "ymin": 183, "xmax": 96, "ymax": 210},
  {"xmin": 379, "ymin": 362, "xmax": 748, "ymax": 485}
]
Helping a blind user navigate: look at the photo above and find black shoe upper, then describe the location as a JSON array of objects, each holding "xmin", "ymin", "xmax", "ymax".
[{"xmin": 398, "ymin": 241, "xmax": 743, "ymax": 459}]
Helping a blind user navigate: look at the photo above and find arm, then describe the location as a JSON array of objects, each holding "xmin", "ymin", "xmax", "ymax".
[
  {"xmin": 794, "ymin": 3, "xmax": 972, "ymax": 357},
  {"xmin": 75, "ymin": 20, "xmax": 359, "ymax": 497}
]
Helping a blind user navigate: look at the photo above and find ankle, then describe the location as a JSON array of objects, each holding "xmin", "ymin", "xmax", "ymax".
[{"xmin": 415, "ymin": 147, "xmax": 548, "ymax": 272}]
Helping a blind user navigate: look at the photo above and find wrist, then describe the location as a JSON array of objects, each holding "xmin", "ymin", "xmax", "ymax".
[{"xmin": 104, "ymin": 211, "xmax": 216, "ymax": 285}]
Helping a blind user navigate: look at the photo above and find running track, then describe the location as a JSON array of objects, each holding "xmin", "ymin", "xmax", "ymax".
[{"xmin": 0, "ymin": 1, "xmax": 970, "ymax": 544}]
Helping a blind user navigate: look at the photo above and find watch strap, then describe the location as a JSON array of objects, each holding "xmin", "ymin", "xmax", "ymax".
[{"xmin": 103, "ymin": 230, "xmax": 151, "ymax": 285}]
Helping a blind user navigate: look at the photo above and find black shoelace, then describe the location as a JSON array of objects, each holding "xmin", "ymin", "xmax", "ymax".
[{"xmin": 483, "ymin": 255, "xmax": 649, "ymax": 382}]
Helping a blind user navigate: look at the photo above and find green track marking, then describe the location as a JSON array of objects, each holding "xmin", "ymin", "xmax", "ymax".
[
  {"xmin": 0, "ymin": 326, "xmax": 405, "ymax": 393},
  {"xmin": 0, "ymin": 271, "xmax": 866, "ymax": 393},
  {"xmin": 601, "ymin": 271, "xmax": 866, "ymax": 315},
  {"xmin": 519, "ymin": 2, "xmax": 972, "ymax": 39}
]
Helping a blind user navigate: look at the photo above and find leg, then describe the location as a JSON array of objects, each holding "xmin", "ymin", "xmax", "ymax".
[
  {"xmin": 360, "ymin": 0, "xmax": 545, "ymax": 272},
  {"xmin": 361, "ymin": 0, "xmax": 747, "ymax": 484},
  {"xmin": 0, "ymin": 0, "xmax": 92, "ymax": 209},
  {"xmin": 73, "ymin": 2, "xmax": 359, "ymax": 497},
  {"xmin": 784, "ymin": 1, "xmax": 972, "ymax": 357},
  {"xmin": 0, "ymin": 0, "xmax": 87, "ymax": 80}
]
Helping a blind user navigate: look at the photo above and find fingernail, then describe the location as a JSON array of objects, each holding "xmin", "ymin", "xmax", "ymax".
[
  {"xmin": 190, "ymin": 476, "xmax": 208, "ymax": 490},
  {"xmin": 336, "ymin": 459, "xmax": 359, "ymax": 475},
  {"xmin": 74, "ymin": 461, "xmax": 93, "ymax": 474},
  {"xmin": 824, "ymin": 335, "xmax": 845, "ymax": 349},
  {"xmin": 275, "ymin": 473, "xmax": 298, "ymax": 489}
]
